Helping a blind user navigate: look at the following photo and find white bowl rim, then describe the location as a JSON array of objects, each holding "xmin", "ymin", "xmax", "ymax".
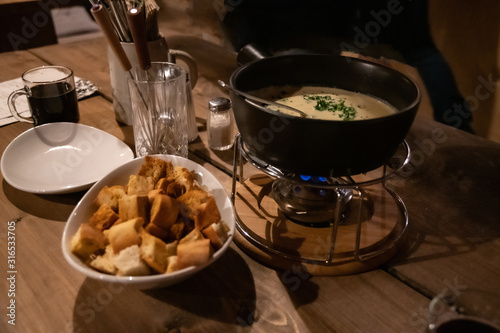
[{"xmin": 61, "ymin": 154, "xmax": 235, "ymax": 287}]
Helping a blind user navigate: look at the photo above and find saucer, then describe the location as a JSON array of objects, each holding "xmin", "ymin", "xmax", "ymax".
[{"xmin": 1, "ymin": 123, "xmax": 134, "ymax": 194}]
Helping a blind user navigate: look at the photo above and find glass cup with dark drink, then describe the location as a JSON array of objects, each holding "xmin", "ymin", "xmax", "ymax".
[
  {"xmin": 8, "ymin": 66, "xmax": 79, "ymax": 126},
  {"xmin": 427, "ymin": 289, "xmax": 500, "ymax": 333}
]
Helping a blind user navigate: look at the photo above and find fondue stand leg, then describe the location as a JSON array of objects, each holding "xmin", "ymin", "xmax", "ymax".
[
  {"xmin": 231, "ymin": 134, "xmax": 241, "ymax": 203},
  {"xmin": 344, "ymin": 174, "xmax": 366, "ymax": 262},
  {"xmin": 326, "ymin": 191, "xmax": 342, "ymax": 263},
  {"xmin": 231, "ymin": 134, "xmax": 246, "ymax": 203},
  {"xmin": 353, "ymin": 188, "xmax": 364, "ymax": 261}
]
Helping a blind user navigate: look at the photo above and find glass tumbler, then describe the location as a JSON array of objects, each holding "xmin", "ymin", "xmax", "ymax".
[{"xmin": 128, "ymin": 62, "xmax": 188, "ymax": 158}]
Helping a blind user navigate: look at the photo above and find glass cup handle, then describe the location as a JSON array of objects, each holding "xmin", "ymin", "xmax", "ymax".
[{"xmin": 7, "ymin": 88, "xmax": 34, "ymax": 123}]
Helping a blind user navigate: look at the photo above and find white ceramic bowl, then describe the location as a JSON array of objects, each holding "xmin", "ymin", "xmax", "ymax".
[{"xmin": 62, "ymin": 155, "xmax": 235, "ymax": 289}]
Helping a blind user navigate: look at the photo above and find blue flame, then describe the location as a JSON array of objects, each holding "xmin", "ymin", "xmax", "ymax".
[{"xmin": 300, "ymin": 175, "xmax": 328, "ymax": 183}]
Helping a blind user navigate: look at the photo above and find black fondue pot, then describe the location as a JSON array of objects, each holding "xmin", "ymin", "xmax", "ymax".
[{"xmin": 229, "ymin": 54, "xmax": 420, "ymax": 177}]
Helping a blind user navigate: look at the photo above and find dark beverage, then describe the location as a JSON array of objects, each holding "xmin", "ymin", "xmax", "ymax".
[
  {"xmin": 434, "ymin": 318, "xmax": 500, "ymax": 333},
  {"xmin": 27, "ymin": 82, "xmax": 79, "ymax": 126}
]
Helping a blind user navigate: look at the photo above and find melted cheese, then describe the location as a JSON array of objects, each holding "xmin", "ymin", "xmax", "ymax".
[{"xmin": 252, "ymin": 86, "xmax": 397, "ymax": 121}]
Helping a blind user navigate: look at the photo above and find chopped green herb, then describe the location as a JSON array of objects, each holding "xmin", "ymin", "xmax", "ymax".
[{"xmin": 304, "ymin": 95, "xmax": 357, "ymax": 120}]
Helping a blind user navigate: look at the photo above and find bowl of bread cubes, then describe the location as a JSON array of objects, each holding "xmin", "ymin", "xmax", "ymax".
[{"xmin": 62, "ymin": 155, "xmax": 234, "ymax": 289}]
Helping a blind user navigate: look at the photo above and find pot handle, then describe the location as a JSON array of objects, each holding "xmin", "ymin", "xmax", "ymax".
[{"xmin": 237, "ymin": 43, "xmax": 272, "ymax": 66}]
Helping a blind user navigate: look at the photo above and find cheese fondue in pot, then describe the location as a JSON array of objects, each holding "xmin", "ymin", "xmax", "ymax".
[{"xmin": 252, "ymin": 86, "xmax": 397, "ymax": 121}]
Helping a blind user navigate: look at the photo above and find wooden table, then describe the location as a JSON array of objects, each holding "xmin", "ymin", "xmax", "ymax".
[{"xmin": 0, "ymin": 29, "xmax": 499, "ymax": 333}]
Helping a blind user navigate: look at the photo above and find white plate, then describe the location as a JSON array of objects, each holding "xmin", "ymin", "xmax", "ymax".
[
  {"xmin": 61, "ymin": 155, "xmax": 235, "ymax": 289},
  {"xmin": 1, "ymin": 123, "xmax": 134, "ymax": 194}
]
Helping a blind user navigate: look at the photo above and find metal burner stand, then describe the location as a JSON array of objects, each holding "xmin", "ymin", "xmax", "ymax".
[{"xmin": 230, "ymin": 134, "xmax": 412, "ymax": 275}]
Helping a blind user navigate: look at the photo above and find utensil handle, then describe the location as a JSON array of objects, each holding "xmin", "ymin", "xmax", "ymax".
[
  {"xmin": 243, "ymin": 98, "xmax": 295, "ymax": 119},
  {"xmin": 91, "ymin": 4, "xmax": 132, "ymax": 72},
  {"xmin": 127, "ymin": 8, "xmax": 151, "ymax": 70},
  {"xmin": 218, "ymin": 80, "xmax": 307, "ymax": 118}
]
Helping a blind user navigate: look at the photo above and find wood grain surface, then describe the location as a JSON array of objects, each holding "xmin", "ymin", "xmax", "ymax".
[{"xmin": 0, "ymin": 2, "xmax": 498, "ymax": 332}]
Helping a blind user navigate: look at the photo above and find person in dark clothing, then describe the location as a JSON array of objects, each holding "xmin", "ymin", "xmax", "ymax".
[{"xmin": 221, "ymin": 0, "xmax": 474, "ymax": 133}]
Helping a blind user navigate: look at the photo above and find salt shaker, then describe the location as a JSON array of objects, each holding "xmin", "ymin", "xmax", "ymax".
[{"xmin": 207, "ymin": 97, "xmax": 234, "ymax": 151}]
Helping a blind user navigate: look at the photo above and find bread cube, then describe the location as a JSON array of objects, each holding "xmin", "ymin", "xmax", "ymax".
[
  {"xmin": 118, "ymin": 195, "xmax": 149, "ymax": 223},
  {"xmin": 137, "ymin": 156, "xmax": 171, "ymax": 184},
  {"xmin": 147, "ymin": 188, "xmax": 164, "ymax": 205},
  {"xmin": 70, "ymin": 223, "xmax": 107, "ymax": 259},
  {"xmin": 202, "ymin": 221, "xmax": 230, "ymax": 250},
  {"xmin": 166, "ymin": 256, "xmax": 179, "ymax": 273},
  {"xmin": 168, "ymin": 217, "xmax": 186, "ymax": 242},
  {"xmin": 150, "ymin": 194, "xmax": 179, "ymax": 231},
  {"xmin": 140, "ymin": 231, "xmax": 177, "ymax": 273},
  {"xmin": 95, "ymin": 185, "xmax": 126, "ymax": 212},
  {"xmin": 194, "ymin": 196, "xmax": 221, "ymax": 230},
  {"xmin": 89, "ymin": 204, "xmax": 119, "ymax": 231},
  {"xmin": 145, "ymin": 222, "xmax": 169, "ymax": 241},
  {"xmin": 126, "ymin": 175, "xmax": 154, "ymax": 196},
  {"xmin": 176, "ymin": 239, "xmax": 212, "ymax": 270},
  {"xmin": 89, "ymin": 245, "xmax": 117, "ymax": 274},
  {"xmin": 176, "ymin": 189, "xmax": 209, "ymax": 220},
  {"xmin": 104, "ymin": 217, "xmax": 143, "ymax": 254},
  {"xmin": 179, "ymin": 228, "xmax": 205, "ymax": 244},
  {"xmin": 113, "ymin": 245, "xmax": 150, "ymax": 276}
]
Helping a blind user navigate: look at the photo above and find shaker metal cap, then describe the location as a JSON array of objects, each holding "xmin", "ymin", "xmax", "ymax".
[{"xmin": 209, "ymin": 97, "xmax": 231, "ymax": 112}]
